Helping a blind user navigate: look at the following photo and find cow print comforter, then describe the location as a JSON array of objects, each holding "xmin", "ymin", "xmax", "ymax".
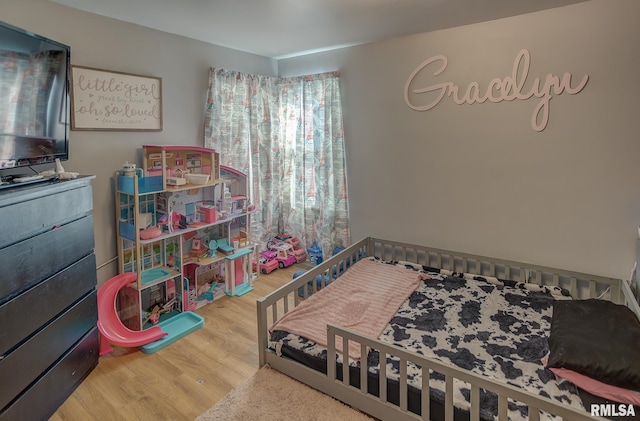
[{"xmin": 270, "ymin": 259, "xmax": 586, "ymax": 421}]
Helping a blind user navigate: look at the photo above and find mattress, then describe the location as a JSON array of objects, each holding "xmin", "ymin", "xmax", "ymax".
[{"xmin": 270, "ymin": 258, "xmax": 586, "ymax": 421}]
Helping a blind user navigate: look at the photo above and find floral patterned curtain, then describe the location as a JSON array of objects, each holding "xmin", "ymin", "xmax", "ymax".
[{"xmin": 204, "ymin": 68, "xmax": 350, "ymax": 257}]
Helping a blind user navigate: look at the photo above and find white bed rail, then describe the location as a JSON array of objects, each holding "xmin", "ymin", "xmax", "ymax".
[
  {"xmin": 325, "ymin": 323, "xmax": 607, "ymax": 421},
  {"xmin": 367, "ymin": 237, "xmax": 640, "ymax": 318},
  {"xmin": 257, "ymin": 237, "xmax": 371, "ymax": 366},
  {"xmin": 257, "ymin": 237, "xmax": 638, "ymax": 420}
]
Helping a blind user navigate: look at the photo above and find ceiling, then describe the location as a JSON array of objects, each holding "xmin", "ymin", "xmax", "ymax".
[{"xmin": 51, "ymin": 0, "xmax": 587, "ymax": 59}]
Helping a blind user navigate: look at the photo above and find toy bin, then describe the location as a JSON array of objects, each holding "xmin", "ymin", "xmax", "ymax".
[
  {"xmin": 198, "ymin": 204, "xmax": 217, "ymax": 223},
  {"xmin": 119, "ymin": 221, "xmax": 137, "ymax": 242},
  {"xmin": 185, "ymin": 173, "xmax": 210, "ymax": 185},
  {"xmin": 118, "ymin": 174, "xmax": 163, "ymax": 194}
]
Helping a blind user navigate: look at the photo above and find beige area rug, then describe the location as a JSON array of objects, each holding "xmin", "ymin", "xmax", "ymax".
[{"xmin": 195, "ymin": 365, "xmax": 377, "ymax": 421}]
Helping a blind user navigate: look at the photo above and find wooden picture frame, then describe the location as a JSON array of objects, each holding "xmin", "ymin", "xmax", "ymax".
[{"xmin": 70, "ymin": 65, "xmax": 162, "ymax": 131}]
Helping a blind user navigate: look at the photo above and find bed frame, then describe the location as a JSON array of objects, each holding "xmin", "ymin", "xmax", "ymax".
[{"xmin": 257, "ymin": 237, "xmax": 640, "ymax": 421}]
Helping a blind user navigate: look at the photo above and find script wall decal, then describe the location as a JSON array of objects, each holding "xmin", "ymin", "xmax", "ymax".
[{"xmin": 404, "ymin": 49, "xmax": 589, "ymax": 132}]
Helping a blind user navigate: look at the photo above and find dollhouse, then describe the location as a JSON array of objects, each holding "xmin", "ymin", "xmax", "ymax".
[{"xmin": 113, "ymin": 145, "xmax": 256, "ymax": 351}]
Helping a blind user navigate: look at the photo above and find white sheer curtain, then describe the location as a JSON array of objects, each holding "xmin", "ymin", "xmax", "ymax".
[{"xmin": 204, "ymin": 68, "xmax": 350, "ymax": 257}]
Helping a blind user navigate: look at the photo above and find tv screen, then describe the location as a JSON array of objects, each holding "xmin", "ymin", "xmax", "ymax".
[{"xmin": 0, "ymin": 20, "xmax": 70, "ymax": 170}]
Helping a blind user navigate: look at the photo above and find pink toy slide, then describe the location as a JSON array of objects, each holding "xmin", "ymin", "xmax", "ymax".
[{"xmin": 97, "ymin": 272, "xmax": 167, "ymax": 356}]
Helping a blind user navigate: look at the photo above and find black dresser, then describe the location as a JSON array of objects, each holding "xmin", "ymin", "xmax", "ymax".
[{"xmin": 0, "ymin": 176, "xmax": 99, "ymax": 420}]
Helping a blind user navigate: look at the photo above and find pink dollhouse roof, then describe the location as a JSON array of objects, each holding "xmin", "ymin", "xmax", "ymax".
[
  {"xmin": 143, "ymin": 145, "xmax": 216, "ymax": 154},
  {"xmin": 220, "ymin": 165, "xmax": 246, "ymax": 177}
]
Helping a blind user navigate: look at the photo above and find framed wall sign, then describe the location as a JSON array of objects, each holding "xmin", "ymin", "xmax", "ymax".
[{"xmin": 70, "ymin": 65, "xmax": 163, "ymax": 131}]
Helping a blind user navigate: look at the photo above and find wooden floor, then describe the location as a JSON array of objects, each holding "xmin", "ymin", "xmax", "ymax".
[{"xmin": 50, "ymin": 264, "xmax": 307, "ymax": 421}]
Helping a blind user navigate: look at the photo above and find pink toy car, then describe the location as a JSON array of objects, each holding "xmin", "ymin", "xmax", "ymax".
[
  {"xmin": 273, "ymin": 243, "xmax": 296, "ymax": 269},
  {"xmin": 285, "ymin": 236, "xmax": 308, "ymax": 263},
  {"xmin": 254, "ymin": 250, "xmax": 279, "ymax": 274}
]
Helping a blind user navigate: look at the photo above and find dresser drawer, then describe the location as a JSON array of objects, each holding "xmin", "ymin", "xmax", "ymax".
[
  {"xmin": 0, "ymin": 253, "xmax": 97, "ymax": 356},
  {"xmin": 0, "ymin": 176, "xmax": 98, "ymax": 420},
  {"xmin": 0, "ymin": 290, "xmax": 97, "ymax": 409},
  {"xmin": 0, "ymin": 327, "xmax": 99, "ymax": 421},
  {"xmin": 0, "ymin": 181, "xmax": 93, "ymax": 250},
  {"xmin": 0, "ymin": 215, "xmax": 95, "ymax": 302}
]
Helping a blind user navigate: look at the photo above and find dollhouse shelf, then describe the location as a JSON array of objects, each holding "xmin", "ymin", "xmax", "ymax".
[
  {"xmin": 165, "ymin": 180, "xmax": 223, "ymax": 190},
  {"xmin": 183, "ymin": 253, "xmax": 225, "ymax": 266},
  {"xmin": 128, "ymin": 211, "xmax": 250, "ymax": 245},
  {"xmin": 116, "ymin": 174, "xmax": 223, "ymax": 195},
  {"xmin": 139, "ymin": 267, "xmax": 181, "ymax": 288}
]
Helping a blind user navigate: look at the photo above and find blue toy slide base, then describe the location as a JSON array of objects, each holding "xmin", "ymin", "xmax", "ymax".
[
  {"xmin": 140, "ymin": 312, "xmax": 204, "ymax": 354},
  {"xmin": 225, "ymin": 283, "xmax": 253, "ymax": 297}
]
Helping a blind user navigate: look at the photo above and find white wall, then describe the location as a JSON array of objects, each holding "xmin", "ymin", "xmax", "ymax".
[
  {"xmin": 279, "ymin": 0, "xmax": 640, "ymax": 279},
  {"xmin": 0, "ymin": 0, "xmax": 276, "ymax": 285},
  {"xmin": 3, "ymin": 0, "xmax": 638, "ymax": 282}
]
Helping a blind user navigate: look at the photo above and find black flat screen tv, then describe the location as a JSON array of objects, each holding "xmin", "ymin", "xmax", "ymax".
[{"xmin": 0, "ymin": 20, "xmax": 70, "ymax": 171}]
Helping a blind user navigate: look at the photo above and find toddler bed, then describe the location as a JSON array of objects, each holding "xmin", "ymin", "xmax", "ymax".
[{"xmin": 257, "ymin": 237, "xmax": 640, "ymax": 421}]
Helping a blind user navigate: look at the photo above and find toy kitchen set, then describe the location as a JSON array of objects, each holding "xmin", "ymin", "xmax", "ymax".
[{"xmin": 113, "ymin": 145, "xmax": 256, "ymax": 352}]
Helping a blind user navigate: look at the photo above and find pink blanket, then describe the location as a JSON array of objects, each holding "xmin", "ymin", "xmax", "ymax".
[{"xmin": 270, "ymin": 258, "xmax": 427, "ymax": 359}]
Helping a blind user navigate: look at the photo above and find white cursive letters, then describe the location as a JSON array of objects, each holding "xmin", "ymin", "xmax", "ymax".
[{"xmin": 404, "ymin": 49, "xmax": 589, "ymax": 131}]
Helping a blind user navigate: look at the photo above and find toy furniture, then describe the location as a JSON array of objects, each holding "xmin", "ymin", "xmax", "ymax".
[
  {"xmin": 190, "ymin": 238, "xmax": 203, "ymax": 256},
  {"xmin": 0, "ymin": 176, "xmax": 99, "ymax": 420},
  {"xmin": 224, "ymin": 248, "xmax": 254, "ymax": 296},
  {"xmin": 258, "ymin": 237, "xmax": 640, "ymax": 421},
  {"xmin": 208, "ymin": 239, "xmax": 219, "ymax": 258},
  {"xmin": 198, "ymin": 203, "xmax": 217, "ymax": 223},
  {"xmin": 217, "ymin": 238, "xmax": 235, "ymax": 254}
]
